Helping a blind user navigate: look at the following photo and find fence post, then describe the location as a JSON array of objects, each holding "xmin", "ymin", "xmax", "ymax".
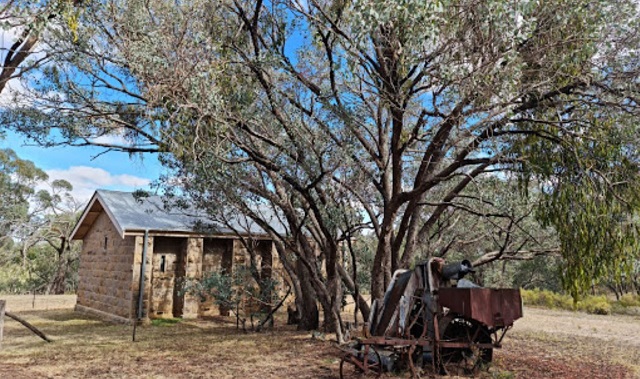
[{"xmin": 0, "ymin": 300, "xmax": 5, "ymax": 349}]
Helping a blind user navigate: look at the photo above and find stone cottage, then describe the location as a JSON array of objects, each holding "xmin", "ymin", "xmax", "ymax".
[{"xmin": 70, "ymin": 190, "xmax": 284, "ymax": 323}]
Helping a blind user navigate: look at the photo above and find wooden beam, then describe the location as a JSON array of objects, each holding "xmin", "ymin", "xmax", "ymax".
[{"xmin": 5, "ymin": 311, "xmax": 52, "ymax": 343}]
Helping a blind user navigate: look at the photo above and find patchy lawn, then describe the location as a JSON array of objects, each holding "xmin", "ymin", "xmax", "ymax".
[{"xmin": 0, "ymin": 296, "xmax": 638, "ymax": 378}]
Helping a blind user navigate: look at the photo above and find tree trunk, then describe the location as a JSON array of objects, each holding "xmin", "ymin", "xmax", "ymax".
[
  {"xmin": 371, "ymin": 228, "xmax": 393, "ymax": 300},
  {"xmin": 295, "ymin": 259, "xmax": 319, "ymax": 330},
  {"xmin": 321, "ymin": 303, "xmax": 344, "ymax": 343},
  {"xmin": 48, "ymin": 253, "xmax": 67, "ymax": 295},
  {"xmin": 337, "ymin": 263, "xmax": 370, "ymax": 320},
  {"xmin": 256, "ymin": 287, "xmax": 290, "ymax": 332}
]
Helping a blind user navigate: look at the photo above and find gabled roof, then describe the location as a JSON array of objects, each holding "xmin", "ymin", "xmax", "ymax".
[{"xmin": 71, "ymin": 190, "xmax": 285, "ymax": 240}]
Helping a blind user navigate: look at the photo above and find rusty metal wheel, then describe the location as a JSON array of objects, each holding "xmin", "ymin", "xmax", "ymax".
[
  {"xmin": 436, "ymin": 316, "xmax": 493, "ymax": 376},
  {"xmin": 339, "ymin": 345, "xmax": 383, "ymax": 379}
]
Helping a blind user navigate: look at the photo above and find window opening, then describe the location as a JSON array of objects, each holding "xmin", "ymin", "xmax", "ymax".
[{"xmin": 160, "ymin": 255, "xmax": 166, "ymax": 272}]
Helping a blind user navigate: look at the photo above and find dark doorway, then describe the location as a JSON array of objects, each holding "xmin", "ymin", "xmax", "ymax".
[{"xmin": 172, "ymin": 241, "xmax": 186, "ymax": 318}]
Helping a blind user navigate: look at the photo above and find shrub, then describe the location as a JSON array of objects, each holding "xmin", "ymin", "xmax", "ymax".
[
  {"xmin": 521, "ymin": 288, "xmax": 613, "ymax": 315},
  {"xmin": 181, "ymin": 267, "xmax": 284, "ymax": 332},
  {"xmin": 576, "ymin": 296, "xmax": 611, "ymax": 315},
  {"xmin": 618, "ymin": 293, "xmax": 640, "ymax": 308},
  {"xmin": 521, "ymin": 289, "xmax": 573, "ymax": 310}
]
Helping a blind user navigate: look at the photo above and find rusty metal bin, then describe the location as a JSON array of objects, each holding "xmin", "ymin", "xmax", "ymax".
[{"xmin": 438, "ymin": 288, "xmax": 523, "ymax": 328}]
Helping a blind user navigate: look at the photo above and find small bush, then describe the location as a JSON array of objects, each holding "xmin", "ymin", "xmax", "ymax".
[
  {"xmin": 611, "ymin": 302, "xmax": 640, "ymax": 315},
  {"xmin": 576, "ymin": 296, "xmax": 611, "ymax": 315},
  {"xmin": 521, "ymin": 289, "xmax": 573, "ymax": 310},
  {"xmin": 618, "ymin": 293, "xmax": 640, "ymax": 308},
  {"xmin": 522, "ymin": 289, "xmax": 615, "ymax": 315}
]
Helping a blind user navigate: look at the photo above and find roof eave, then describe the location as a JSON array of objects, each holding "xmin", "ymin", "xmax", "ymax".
[{"xmin": 70, "ymin": 190, "xmax": 126, "ymax": 240}]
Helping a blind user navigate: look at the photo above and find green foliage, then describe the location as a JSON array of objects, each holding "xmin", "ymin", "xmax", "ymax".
[
  {"xmin": 521, "ymin": 289, "xmax": 574, "ymax": 310},
  {"xmin": 519, "ymin": 107, "xmax": 640, "ymax": 300},
  {"xmin": 521, "ymin": 288, "xmax": 640, "ymax": 315},
  {"xmin": 344, "ymin": 236, "xmax": 376, "ymax": 293},
  {"xmin": 181, "ymin": 266, "xmax": 281, "ymax": 328},
  {"xmin": 618, "ymin": 293, "xmax": 640, "ymax": 308},
  {"xmin": 0, "ymin": 148, "xmax": 48, "ymax": 236},
  {"xmin": 0, "ymin": 145, "xmax": 80, "ymax": 295},
  {"xmin": 580, "ymin": 296, "xmax": 612, "ymax": 315},
  {"xmin": 183, "ymin": 270, "xmax": 236, "ymax": 310},
  {"xmin": 0, "ymin": 243, "xmax": 79, "ymax": 294},
  {"xmin": 0, "ymin": 263, "xmax": 31, "ymax": 294},
  {"xmin": 611, "ymin": 294, "xmax": 640, "ymax": 316},
  {"xmin": 511, "ymin": 256, "xmax": 563, "ymax": 292},
  {"xmin": 4, "ymin": 0, "xmax": 640, "ymax": 315}
]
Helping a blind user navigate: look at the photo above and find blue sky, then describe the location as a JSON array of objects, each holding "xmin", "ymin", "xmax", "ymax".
[
  {"xmin": 0, "ymin": 8, "xmax": 310, "ymax": 207},
  {"xmin": 1, "ymin": 129, "xmax": 162, "ymax": 204},
  {"xmin": 1, "ymin": 27, "xmax": 163, "ymax": 205}
]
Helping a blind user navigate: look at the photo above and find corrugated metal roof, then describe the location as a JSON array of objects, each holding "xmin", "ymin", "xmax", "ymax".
[{"xmin": 71, "ymin": 189, "xmax": 286, "ymax": 239}]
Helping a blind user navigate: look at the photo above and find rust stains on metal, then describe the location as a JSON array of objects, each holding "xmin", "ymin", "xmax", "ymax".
[{"xmin": 438, "ymin": 288, "xmax": 523, "ymax": 328}]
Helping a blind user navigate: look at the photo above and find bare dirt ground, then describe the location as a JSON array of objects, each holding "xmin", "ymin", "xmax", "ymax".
[{"xmin": 0, "ymin": 296, "xmax": 638, "ymax": 378}]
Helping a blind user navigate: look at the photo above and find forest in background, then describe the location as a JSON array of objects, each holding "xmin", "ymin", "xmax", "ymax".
[{"xmin": 0, "ymin": 146, "xmax": 80, "ymax": 294}]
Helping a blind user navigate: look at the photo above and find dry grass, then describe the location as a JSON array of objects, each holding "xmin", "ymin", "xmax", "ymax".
[
  {"xmin": 494, "ymin": 307, "xmax": 640, "ymax": 379},
  {"xmin": 0, "ymin": 296, "xmax": 638, "ymax": 378},
  {"xmin": 1, "ymin": 297, "xmax": 338, "ymax": 378}
]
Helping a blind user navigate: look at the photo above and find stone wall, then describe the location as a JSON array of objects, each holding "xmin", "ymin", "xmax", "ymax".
[
  {"xmin": 131, "ymin": 234, "xmax": 153, "ymax": 321},
  {"xmin": 76, "ymin": 212, "xmax": 136, "ymax": 319},
  {"xmin": 182, "ymin": 237, "xmax": 203, "ymax": 318},
  {"xmin": 149, "ymin": 237, "xmax": 185, "ymax": 318},
  {"xmin": 76, "ymin": 212, "xmax": 290, "ymax": 322},
  {"xmin": 197, "ymin": 238, "xmax": 284, "ymax": 317},
  {"xmin": 148, "ymin": 237, "xmax": 203, "ymax": 319},
  {"xmin": 198, "ymin": 238, "xmax": 233, "ymax": 317}
]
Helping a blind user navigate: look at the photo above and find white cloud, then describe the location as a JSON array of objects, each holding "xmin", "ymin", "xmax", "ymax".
[
  {"xmin": 0, "ymin": 76, "xmax": 28, "ymax": 107},
  {"xmin": 44, "ymin": 166, "xmax": 151, "ymax": 204},
  {"xmin": 1, "ymin": 28, "xmax": 29, "ymax": 108},
  {"xmin": 91, "ymin": 134, "xmax": 131, "ymax": 146},
  {"xmin": 1, "ymin": 24, "xmax": 58, "ymax": 108}
]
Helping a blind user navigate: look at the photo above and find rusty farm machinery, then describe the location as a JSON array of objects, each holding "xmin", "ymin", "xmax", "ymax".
[{"xmin": 339, "ymin": 258, "xmax": 523, "ymax": 378}]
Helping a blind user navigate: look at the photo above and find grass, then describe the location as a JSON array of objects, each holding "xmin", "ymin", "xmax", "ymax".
[
  {"xmin": 150, "ymin": 318, "xmax": 182, "ymax": 326},
  {"xmin": 1, "ymin": 295, "xmax": 638, "ymax": 378},
  {"xmin": 521, "ymin": 288, "xmax": 640, "ymax": 315},
  {"xmin": 0, "ymin": 300, "xmax": 339, "ymax": 379}
]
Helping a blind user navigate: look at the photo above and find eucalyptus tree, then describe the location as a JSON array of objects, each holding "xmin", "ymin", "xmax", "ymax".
[
  {"xmin": 0, "ymin": 0, "xmax": 83, "ymax": 95},
  {"xmin": 0, "ymin": 145, "xmax": 79, "ymax": 293},
  {"xmin": 117, "ymin": 0, "xmax": 640, "ymax": 305},
  {"xmin": 416, "ymin": 176, "xmax": 560, "ymax": 268},
  {"xmin": 1, "ymin": 1, "xmax": 163, "ymax": 153},
  {"xmin": 0, "ymin": 147, "xmax": 47, "ymax": 254},
  {"xmin": 3, "ymin": 0, "xmax": 640, "ymax": 336},
  {"xmin": 24, "ymin": 179, "xmax": 81, "ymax": 294}
]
